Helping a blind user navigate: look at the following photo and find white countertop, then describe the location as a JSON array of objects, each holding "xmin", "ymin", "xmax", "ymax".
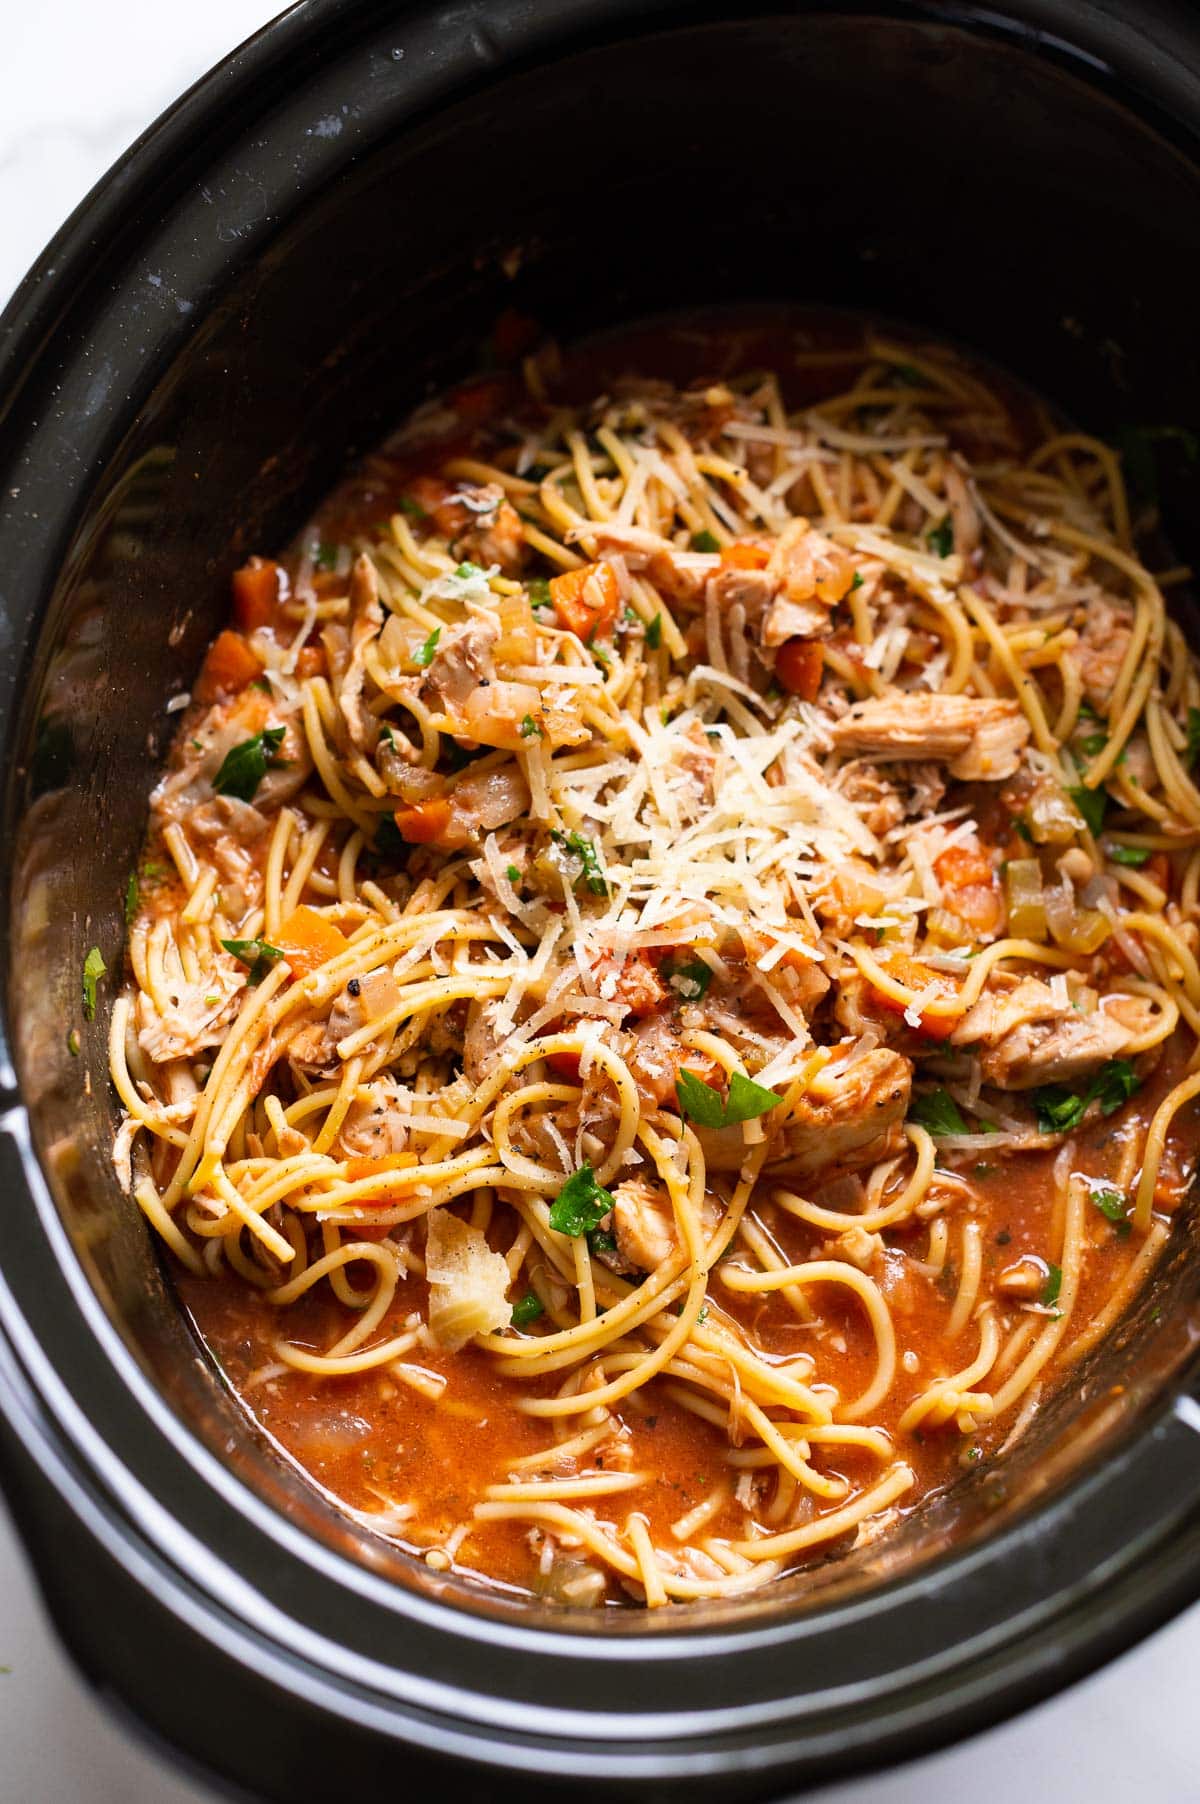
[{"xmin": 1, "ymin": 5, "xmax": 1197, "ymax": 1799}]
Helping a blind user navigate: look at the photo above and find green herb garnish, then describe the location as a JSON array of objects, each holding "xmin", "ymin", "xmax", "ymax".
[
  {"xmin": 212, "ymin": 725, "xmax": 287, "ymax": 802},
  {"xmin": 691, "ymin": 530, "xmax": 720, "ymax": 554},
  {"xmin": 674, "ymin": 1067, "xmax": 779, "ymax": 1129},
  {"xmin": 221, "ymin": 937, "xmax": 284, "ymax": 986},
  {"xmin": 1033, "ymin": 1059, "xmax": 1139, "ymax": 1133},
  {"xmin": 909, "ymin": 1088, "xmax": 968, "ymax": 1137},
  {"xmin": 849, "ymin": 570, "xmax": 864, "ymax": 591},
  {"xmin": 397, "ymin": 494, "xmax": 427, "ymax": 520},
  {"xmin": 505, "ymin": 864, "xmax": 521, "ymax": 883},
  {"xmin": 520, "ymin": 713, "xmax": 543, "ymax": 738},
  {"xmin": 1041, "ymin": 1264, "xmax": 1062, "ymax": 1308},
  {"xmin": 548, "ymin": 1164, "xmax": 615, "ymax": 1238},
  {"xmin": 511, "ymin": 1291, "xmax": 544, "ymax": 1328},
  {"xmin": 550, "ymin": 829, "xmax": 607, "ymax": 897},
  {"xmin": 926, "ymin": 518, "xmax": 954, "ymax": 558},
  {"xmin": 645, "ymin": 613, "xmax": 662, "ymax": 651},
  {"xmin": 66, "ymin": 1028, "xmax": 80, "ymax": 1057},
  {"xmin": 1090, "ymin": 1186, "xmax": 1132, "ymax": 1235},
  {"xmin": 313, "ymin": 542, "xmax": 339, "ymax": 571},
  {"xmin": 661, "ymin": 958, "xmax": 712, "ymax": 1001},
  {"xmin": 1108, "ymin": 844, "xmax": 1151, "ymax": 867},
  {"xmin": 527, "ymin": 577, "xmax": 552, "ymax": 610},
  {"xmin": 82, "ymin": 947, "xmax": 106, "ymax": 1021},
  {"xmin": 413, "ymin": 627, "xmax": 441, "ymax": 668},
  {"xmin": 1068, "ymin": 784, "xmax": 1107, "ymax": 837}
]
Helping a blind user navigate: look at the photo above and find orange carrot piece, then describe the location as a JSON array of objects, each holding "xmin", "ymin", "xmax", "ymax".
[
  {"xmin": 274, "ymin": 905, "xmax": 350, "ymax": 977},
  {"xmin": 393, "ymin": 798, "xmax": 452, "ymax": 844},
  {"xmin": 549, "ymin": 560, "xmax": 620, "ymax": 640},
  {"xmin": 231, "ymin": 557, "xmax": 283, "ymax": 631},
  {"xmin": 934, "ymin": 844, "xmax": 994, "ymax": 888},
  {"xmin": 195, "ymin": 630, "xmax": 262, "ymax": 702},
  {"xmin": 719, "ymin": 541, "xmax": 771, "ymax": 571},
  {"xmin": 869, "ymin": 952, "xmax": 960, "ymax": 1041}
]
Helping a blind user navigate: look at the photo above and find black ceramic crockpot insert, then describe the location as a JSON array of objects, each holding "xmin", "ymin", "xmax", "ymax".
[{"xmin": 3, "ymin": 4, "xmax": 1200, "ymax": 1801}]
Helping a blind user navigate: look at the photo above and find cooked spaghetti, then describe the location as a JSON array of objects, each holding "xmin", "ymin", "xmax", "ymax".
[{"xmin": 108, "ymin": 317, "xmax": 1200, "ymax": 1606}]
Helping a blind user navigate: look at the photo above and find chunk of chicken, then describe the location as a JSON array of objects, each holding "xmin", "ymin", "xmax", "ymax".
[
  {"xmin": 698, "ymin": 1046, "xmax": 912, "ymax": 1174},
  {"xmin": 152, "ymin": 688, "xmax": 311, "ymax": 823},
  {"xmin": 185, "ymin": 795, "xmax": 269, "ymax": 920},
  {"xmin": 422, "ymin": 613, "xmax": 499, "ymax": 718},
  {"xmin": 338, "ymin": 1076, "xmax": 410, "ymax": 1160},
  {"xmin": 1068, "ymin": 595, "xmax": 1133, "ymax": 711},
  {"xmin": 463, "ymin": 996, "xmax": 508, "ymax": 1085},
  {"xmin": 951, "ymin": 976, "xmax": 1067, "ymax": 1047},
  {"xmin": 831, "ymin": 693, "xmax": 1030, "ymax": 781},
  {"xmin": 611, "ymin": 1175, "xmax": 676, "ymax": 1273},
  {"xmin": 978, "ymin": 995, "xmax": 1152, "ymax": 1090},
  {"xmin": 705, "ymin": 563, "xmax": 777, "ymax": 630},
  {"xmin": 767, "ymin": 520, "xmax": 857, "ymax": 617}
]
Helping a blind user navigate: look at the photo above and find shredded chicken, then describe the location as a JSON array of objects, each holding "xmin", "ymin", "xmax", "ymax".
[{"xmin": 831, "ymin": 692, "xmax": 1030, "ymax": 780}]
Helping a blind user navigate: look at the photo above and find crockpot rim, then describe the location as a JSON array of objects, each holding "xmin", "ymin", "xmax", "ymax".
[{"xmin": 5, "ymin": 0, "xmax": 1200, "ymax": 1794}]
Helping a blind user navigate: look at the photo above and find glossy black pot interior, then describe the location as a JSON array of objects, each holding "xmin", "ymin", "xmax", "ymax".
[{"xmin": 4, "ymin": 3, "xmax": 1200, "ymax": 1800}]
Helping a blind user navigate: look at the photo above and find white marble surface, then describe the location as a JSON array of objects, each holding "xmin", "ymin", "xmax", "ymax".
[{"xmin": 2, "ymin": 5, "xmax": 1198, "ymax": 1800}]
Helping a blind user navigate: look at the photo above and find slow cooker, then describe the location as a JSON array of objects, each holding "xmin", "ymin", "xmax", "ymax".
[{"xmin": 3, "ymin": 3, "xmax": 1200, "ymax": 1799}]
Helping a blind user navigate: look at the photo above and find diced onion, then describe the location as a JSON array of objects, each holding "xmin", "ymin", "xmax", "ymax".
[
  {"xmin": 1025, "ymin": 783, "xmax": 1082, "ymax": 845},
  {"xmin": 1044, "ymin": 881, "xmax": 1110, "ymax": 954}
]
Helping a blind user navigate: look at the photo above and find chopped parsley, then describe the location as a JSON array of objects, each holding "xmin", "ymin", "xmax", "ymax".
[
  {"xmin": 124, "ymin": 870, "xmax": 139, "ymax": 925},
  {"xmin": 661, "ymin": 958, "xmax": 712, "ymax": 1001},
  {"xmin": 82, "ymin": 947, "xmax": 106, "ymax": 1021},
  {"xmin": 690, "ymin": 530, "xmax": 720, "ymax": 554},
  {"xmin": 1077, "ymin": 731, "xmax": 1109, "ymax": 758},
  {"xmin": 1090, "ymin": 1185, "xmax": 1132, "ymax": 1234},
  {"xmin": 926, "ymin": 517, "xmax": 954, "ymax": 558},
  {"xmin": 1108, "ymin": 844, "xmax": 1151, "ymax": 867},
  {"xmin": 373, "ymin": 815, "xmax": 407, "ymax": 858},
  {"xmin": 212, "ymin": 725, "xmax": 287, "ymax": 802},
  {"xmin": 221, "ymin": 937, "xmax": 284, "ymax": 986},
  {"xmin": 586, "ymin": 1227, "xmax": 619, "ymax": 1257},
  {"xmin": 510, "ymin": 1291, "xmax": 544, "ymax": 1328},
  {"xmin": 1067, "ymin": 783, "xmax": 1107, "ymax": 837},
  {"xmin": 396, "ymin": 494, "xmax": 427, "ymax": 520},
  {"xmin": 849, "ymin": 570, "xmax": 864, "ymax": 591},
  {"xmin": 527, "ymin": 577, "xmax": 552, "ymax": 611},
  {"xmin": 455, "ymin": 561, "xmax": 483, "ymax": 580},
  {"xmin": 645, "ymin": 613, "xmax": 662, "ymax": 651},
  {"xmin": 550, "ymin": 829, "xmax": 607, "ymax": 897},
  {"xmin": 908, "ymin": 1088, "xmax": 968, "ymax": 1137},
  {"xmin": 1041, "ymin": 1263, "xmax": 1063, "ymax": 1308},
  {"xmin": 674, "ymin": 1067, "xmax": 779, "ymax": 1129},
  {"xmin": 1032, "ymin": 1059, "xmax": 1139, "ymax": 1133},
  {"xmin": 505, "ymin": 863, "xmax": 521, "ymax": 884},
  {"xmin": 413, "ymin": 626, "xmax": 441, "ymax": 668},
  {"xmin": 548, "ymin": 1164, "xmax": 615, "ymax": 1238},
  {"xmin": 520, "ymin": 713, "xmax": 543, "ymax": 738},
  {"xmin": 313, "ymin": 542, "xmax": 339, "ymax": 571}
]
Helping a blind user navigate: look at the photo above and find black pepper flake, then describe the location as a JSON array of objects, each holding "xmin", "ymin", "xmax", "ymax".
[
  {"xmin": 996, "ymin": 1228, "xmax": 1011, "ymax": 1246},
  {"xmin": 347, "ymin": 977, "xmax": 361, "ymax": 997}
]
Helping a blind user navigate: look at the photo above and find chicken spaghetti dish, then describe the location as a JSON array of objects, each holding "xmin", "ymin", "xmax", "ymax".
[{"xmin": 106, "ymin": 316, "xmax": 1200, "ymax": 1607}]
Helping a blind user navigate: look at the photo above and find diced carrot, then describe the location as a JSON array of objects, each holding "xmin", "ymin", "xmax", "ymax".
[
  {"xmin": 593, "ymin": 954, "xmax": 666, "ymax": 1019},
  {"xmin": 393, "ymin": 798, "xmax": 452, "ymax": 844},
  {"xmin": 231, "ymin": 557, "xmax": 284, "ymax": 631},
  {"xmin": 549, "ymin": 560, "xmax": 620, "ymax": 640},
  {"xmin": 274, "ymin": 905, "xmax": 350, "ymax": 977},
  {"xmin": 775, "ymin": 637, "xmax": 824, "ymax": 700},
  {"xmin": 294, "ymin": 644, "xmax": 326, "ymax": 680},
  {"xmin": 720, "ymin": 541, "xmax": 771, "ymax": 571},
  {"xmin": 935, "ymin": 844, "xmax": 994, "ymax": 888},
  {"xmin": 869, "ymin": 951, "xmax": 960, "ymax": 1041},
  {"xmin": 195, "ymin": 630, "xmax": 262, "ymax": 702},
  {"xmin": 546, "ymin": 1049, "xmax": 583, "ymax": 1082}
]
